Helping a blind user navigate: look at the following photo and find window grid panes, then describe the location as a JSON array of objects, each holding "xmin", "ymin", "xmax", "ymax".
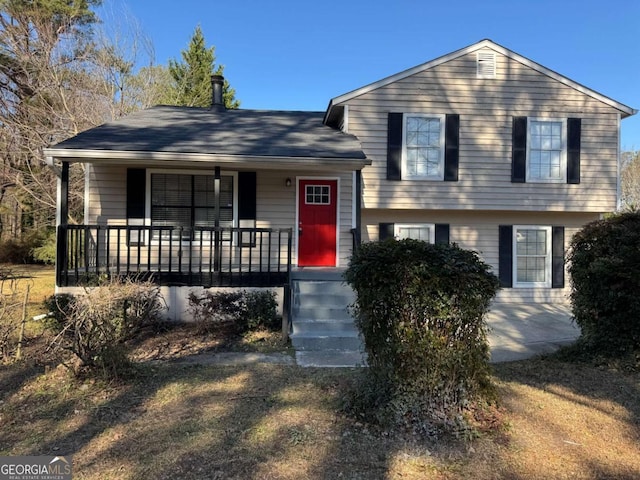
[
  {"xmin": 529, "ymin": 120, "xmax": 563, "ymax": 180},
  {"xmin": 396, "ymin": 226, "xmax": 432, "ymax": 242},
  {"xmin": 405, "ymin": 116, "xmax": 442, "ymax": 178},
  {"xmin": 305, "ymin": 185, "xmax": 330, "ymax": 205},
  {"xmin": 394, "ymin": 224, "xmax": 434, "ymax": 243},
  {"xmin": 151, "ymin": 173, "xmax": 233, "ymax": 240},
  {"xmin": 516, "ymin": 228, "xmax": 548, "ymax": 283}
]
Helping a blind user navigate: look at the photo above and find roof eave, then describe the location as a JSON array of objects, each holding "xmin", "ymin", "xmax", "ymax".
[{"xmin": 43, "ymin": 148, "xmax": 371, "ymax": 170}]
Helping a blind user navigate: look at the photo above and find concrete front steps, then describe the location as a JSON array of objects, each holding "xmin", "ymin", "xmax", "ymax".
[{"xmin": 289, "ymin": 269, "xmax": 366, "ymax": 367}]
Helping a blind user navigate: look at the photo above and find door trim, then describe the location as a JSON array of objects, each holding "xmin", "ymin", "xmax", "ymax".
[{"xmin": 295, "ymin": 176, "xmax": 341, "ymax": 267}]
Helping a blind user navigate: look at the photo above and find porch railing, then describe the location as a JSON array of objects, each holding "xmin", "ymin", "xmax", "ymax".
[{"xmin": 56, "ymin": 225, "xmax": 293, "ymax": 288}]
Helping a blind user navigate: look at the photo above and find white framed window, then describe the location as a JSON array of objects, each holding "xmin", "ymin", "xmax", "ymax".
[
  {"xmin": 394, "ymin": 223, "xmax": 435, "ymax": 243},
  {"xmin": 527, "ymin": 118, "xmax": 567, "ymax": 183},
  {"xmin": 513, "ymin": 226, "xmax": 552, "ymax": 288},
  {"xmin": 305, "ymin": 185, "xmax": 331, "ymax": 205},
  {"xmin": 402, "ymin": 114, "xmax": 445, "ymax": 180},
  {"xmin": 146, "ymin": 169, "xmax": 238, "ymax": 242}
]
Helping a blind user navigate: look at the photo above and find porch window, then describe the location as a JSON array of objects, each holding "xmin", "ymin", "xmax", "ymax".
[{"xmin": 150, "ymin": 173, "xmax": 234, "ymax": 239}]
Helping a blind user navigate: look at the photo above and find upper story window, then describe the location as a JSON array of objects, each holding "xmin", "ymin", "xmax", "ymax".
[
  {"xmin": 513, "ymin": 226, "xmax": 552, "ymax": 287},
  {"xmin": 526, "ymin": 118, "xmax": 567, "ymax": 183},
  {"xmin": 402, "ymin": 114, "xmax": 445, "ymax": 180},
  {"xmin": 394, "ymin": 223, "xmax": 435, "ymax": 243}
]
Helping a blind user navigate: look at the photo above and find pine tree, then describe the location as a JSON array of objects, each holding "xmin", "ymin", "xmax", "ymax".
[{"xmin": 167, "ymin": 25, "xmax": 239, "ymax": 108}]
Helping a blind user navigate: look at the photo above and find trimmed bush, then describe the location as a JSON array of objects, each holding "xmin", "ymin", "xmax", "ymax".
[
  {"xmin": 344, "ymin": 239, "xmax": 500, "ymax": 438},
  {"xmin": 567, "ymin": 211, "xmax": 640, "ymax": 354},
  {"xmin": 45, "ymin": 277, "xmax": 165, "ymax": 378},
  {"xmin": 187, "ymin": 289, "xmax": 280, "ymax": 333}
]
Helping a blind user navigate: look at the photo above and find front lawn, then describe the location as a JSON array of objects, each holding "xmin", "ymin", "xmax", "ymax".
[
  {"xmin": 1, "ymin": 357, "xmax": 638, "ymax": 479},
  {"xmin": 1, "ymin": 265, "xmax": 638, "ymax": 478}
]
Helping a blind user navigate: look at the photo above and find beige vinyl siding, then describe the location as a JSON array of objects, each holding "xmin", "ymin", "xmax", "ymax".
[
  {"xmin": 363, "ymin": 209, "xmax": 598, "ymax": 304},
  {"xmin": 86, "ymin": 164, "xmax": 128, "ymax": 224},
  {"xmin": 343, "ymin": 49, "xmax": 620, "ymax": 213},
  {"xmin": 86, "ymin": 165, "xmax": 354, "ymax": 268},
  {"xmin": 257, "ymin": 170, "xmax": 354, "ymax": 267}
]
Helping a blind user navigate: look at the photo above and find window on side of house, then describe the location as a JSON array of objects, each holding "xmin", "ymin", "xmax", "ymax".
[
  {"xmin": 527, "ymin": 118, "xmax": 566, "ymax": 182},
  {"xmin": 513, "ymin": 226, "xmax": 552, "ymax": 287},
  {"xmin": 402, "ymin": 114, "xmax": 445, "ymax": 180},
  {"xmin": 150, "ymin": 172, "xmax": 235, "ymax": 240},
  {"xmin": 394, "ymin": 223, "xmax": 436, "ymax": 243}
]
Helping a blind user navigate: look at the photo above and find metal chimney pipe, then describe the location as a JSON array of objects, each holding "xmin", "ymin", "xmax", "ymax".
[{"xmin": 211, "ymin": 74, "xmax": 224, "ymax": 108}]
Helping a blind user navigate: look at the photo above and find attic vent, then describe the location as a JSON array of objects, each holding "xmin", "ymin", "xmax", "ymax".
[{"xmin": 477, "ymin": 51, "xmax": 496, "ymax": 79}]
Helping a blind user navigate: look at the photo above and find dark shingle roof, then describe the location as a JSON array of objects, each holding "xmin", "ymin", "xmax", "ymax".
[{"xmin": 53, "ymin": 106, "xmax": 365, "ymax": 159}]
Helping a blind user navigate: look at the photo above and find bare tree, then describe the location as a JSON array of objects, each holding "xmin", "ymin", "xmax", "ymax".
[
  {"xmin": 621, "ymin": 150, "xmax": 640, "ymax": 210},
  {"xmin": 0, "ymin": 1, "xmax": 157, "ymax": 240}
]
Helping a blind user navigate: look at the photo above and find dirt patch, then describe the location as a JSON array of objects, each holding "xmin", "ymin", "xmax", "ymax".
[{"xmin": 126, "ymin": 322, "xmax": 292, "ymax": 363}]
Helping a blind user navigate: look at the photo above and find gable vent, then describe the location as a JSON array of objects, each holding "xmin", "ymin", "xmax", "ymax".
[{"xmin": 477, "ymin": 51, "xmax": 496, "ymax": 79}]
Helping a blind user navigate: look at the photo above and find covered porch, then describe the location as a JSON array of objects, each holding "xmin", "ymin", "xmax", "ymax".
[{"xmin": 44, "ymin": 105, "xmax": 369, "ymax": 292}]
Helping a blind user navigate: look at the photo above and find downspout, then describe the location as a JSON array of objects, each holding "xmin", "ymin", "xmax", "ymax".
[
  {"xmin": 45, "ymin": 155, "xmax": 62, "ymax": 177},
  {"xmin": 355, "ymin": 169, "xmax": 362, "ymax": 246},
  {"xmin": 616, "ymin": 113, "xmax": 622, "ymax": 212}
]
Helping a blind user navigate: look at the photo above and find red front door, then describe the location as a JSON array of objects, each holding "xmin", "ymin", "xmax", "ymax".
[{"xmin": 298, "ymin": 179, "xmax": 338, "ymax": 267}]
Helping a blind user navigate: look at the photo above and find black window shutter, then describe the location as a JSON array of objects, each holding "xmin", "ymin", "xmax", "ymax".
[
  {"xmin": 126, "ymin": 168, "xmax": 146, "ymax": 219},
  {"xmin": 512, "ymin": 117, "xmax": 527, "ymax": 183},
  {"xmin": 551, "ymin": 226, "xmax": 565, "ymax": 288},
  {"xmin": 238, "ymin": 171, "xmax": 257, "ymax": 220},
  {"xmin": 567, "ymin": 118, "xmax": 581, "ymax": 184},
  {"xmin": 379, "ymin": 223, "xmax": 394, "ymax": 241},
  {"xmin": 435, "ymin": 224, "xmax": 450, "ymax": 244},
  {"xmin": 498, "ymin": 225, "xmax": 513, "ymax": 287},
  {"xmin": 444, "ymin": 114, "xmax": 459, "ymax": 182},
  {"xmin": 387, "ymin": 113, "xmax": 403, "ymax": 181}
]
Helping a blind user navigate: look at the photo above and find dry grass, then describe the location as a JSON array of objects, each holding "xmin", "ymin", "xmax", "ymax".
[
  {"xmin": 1, "ymin": 264, "xmax": 639, "ymax": 478},
  {"xmin": 0, "ymin": 263, "xmax": 54, "ymax": 319},
  {"xmin": 1, "ymin": 357, "xmax": 638, "ymax": 479}
]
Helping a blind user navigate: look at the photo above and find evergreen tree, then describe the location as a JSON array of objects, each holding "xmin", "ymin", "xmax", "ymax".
[{"xmin": 167, "ymin": 25, "xmax": 239, "ymax": 108}]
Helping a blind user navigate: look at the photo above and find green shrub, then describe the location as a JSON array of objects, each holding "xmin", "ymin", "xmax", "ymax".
[
  {"xmin": 242, "ymin": 290, "xmax": 280, "ymax": 330},
  {"xmin": 188, "ymin": 289, "xmax": 280, "ymax": 333},
  {"xmin": 344, "ymin": 239, "xmax": 500, "ymax": 438},
  {"xmin": 45, "ymin": 277, "xmax": 165, "ymax": 378},
  {"xmin": 567, "ymin": 211, "xmax": 640, "ymax": 355},
  {"xmin": 31, "ymin": 228, "xmax": 57, "ymax": 264}
]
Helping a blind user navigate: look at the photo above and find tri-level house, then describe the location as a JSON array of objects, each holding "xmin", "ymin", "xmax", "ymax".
[{"xmin": 45, "ymin": 40, "xmax": 635, "ymax": 363}]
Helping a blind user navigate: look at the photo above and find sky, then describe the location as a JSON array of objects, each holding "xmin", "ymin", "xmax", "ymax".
[{"xmin": 98, "ymin": 0, "xmax": 640, "ymax": 150}]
